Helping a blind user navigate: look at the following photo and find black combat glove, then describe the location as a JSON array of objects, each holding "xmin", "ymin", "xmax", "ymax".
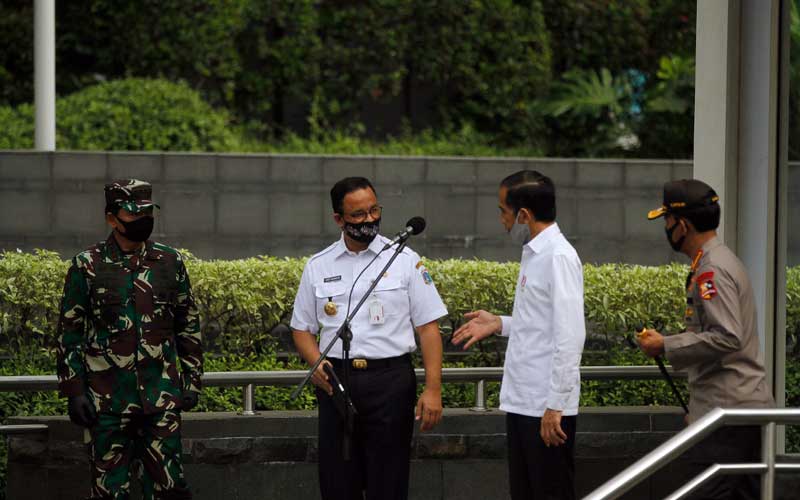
[
  {"xmin": 181, "ymin": 390, "xmax": 199, "ymax": 411},
  {"xmin": 67, "ymin": 394, "xmax": 97, "ymax": 428}
]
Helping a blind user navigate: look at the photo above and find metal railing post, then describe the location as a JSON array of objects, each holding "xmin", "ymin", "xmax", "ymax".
[
  {"xmin": 240, "ymin": 384, "xmax": 257, "ymax": 416},
  {"xmin": 470, "ymin": 379, "xmax": 489, "ymax": 412},
  {"xmin": 761, "ymin": 422, "xmax": 776, "ymax": 500}
]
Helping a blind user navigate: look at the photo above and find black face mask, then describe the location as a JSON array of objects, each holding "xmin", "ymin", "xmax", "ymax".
[
  {"xmin": 665, "ymin": 220, "xmax": 685, "ymax": 252},
  {"xmin": 344, "ymin": 218, "xmax": 381, "ymax": 243},
  {"xmin": 116, "ymin": 216, "xmax": 154, "ymax": 242}
]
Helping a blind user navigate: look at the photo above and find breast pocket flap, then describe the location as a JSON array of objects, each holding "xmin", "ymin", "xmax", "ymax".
[
  {"xmin": 314, "ymin": 283, "xmax": 348, "ymax": 299},
  {"xmin": 373, "ymin": 278, "xmax": 403, "ymax": 292}
]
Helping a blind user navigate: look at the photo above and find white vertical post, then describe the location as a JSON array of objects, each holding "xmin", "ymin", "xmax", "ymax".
[
  {"xmin": 34, "ymin": 0, "xmax": 56, "ymax": 151},
  {"xmin": 693, "ymin": 0, "xmax": 740, "ymax": 250},
  {"xmin": 694, "ymin": 0, "xmax": 789, "ymax": 452}
]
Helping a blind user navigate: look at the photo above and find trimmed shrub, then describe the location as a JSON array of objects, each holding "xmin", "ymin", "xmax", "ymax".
[
  {"xmin": 0, "ymin": 79, "xmax": 242, "ymax": 151},
  {"xmin": 1, "ymin": 250, "xmax": 798, "ymax": 449},
  {"xmin": 56, "ymin": 79, "xmax": 241, "ymax": 151}
]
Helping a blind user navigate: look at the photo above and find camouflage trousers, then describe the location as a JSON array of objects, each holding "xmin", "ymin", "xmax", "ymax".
[{"xmin": 88, "ymin": 410, "xmax": 191, "ymax": 500}]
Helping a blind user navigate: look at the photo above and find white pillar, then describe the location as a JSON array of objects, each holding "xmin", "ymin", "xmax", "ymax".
[
  {"xmin": 693, "ymin": 0, "xmax": 740, "ymax": 249},
  {"xmin": 34, "ymin": 0, "xmax": 56, "ymax": 151},
  {"xmin": 693, "ymin": 0, "xmax": 789, "ymax": 450}
]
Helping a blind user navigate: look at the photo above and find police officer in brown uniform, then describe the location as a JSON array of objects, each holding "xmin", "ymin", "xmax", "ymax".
[{"xmin": 638, "ymin": 179, "xmax": 774, "ymax": 499}]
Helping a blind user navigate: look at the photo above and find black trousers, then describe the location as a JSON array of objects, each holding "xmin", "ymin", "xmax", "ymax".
[
  {"xmin": 317, "ymin": 357, "xmax": 417, "ymax": 500},
  {"xmin": 506, "ymin": 412, "xmax": 576, "ymax": 500},
  {"xmin": 684, "ymin": 425, "xmax": 761, "ymax": 500}
]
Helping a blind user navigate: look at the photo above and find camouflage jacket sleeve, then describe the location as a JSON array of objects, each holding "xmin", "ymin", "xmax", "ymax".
[
  {"xmin": 174, "ymin": 254, "xmax": 203, "ymax": 392},
  {"xmin": 56, "ymin": 259, "xmax": 89, "ymax": 397}
]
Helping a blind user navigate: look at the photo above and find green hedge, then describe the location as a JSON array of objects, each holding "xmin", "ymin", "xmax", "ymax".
[
  {"xmin": 1, "ymin": 251, "xmax": 798, "ymax": 436},
  {"xmin": 0, "ymin": 78, "xmax": 242, "ymax": 152},
  {"xmin": 2, "ymin": 250, "xmax": 799, "ymax": 495},
  {"xmin": 2, "ymin": 249, "xmax": 799, "ymax": 365},
  {"xmin": 2, "ymin": 249, "xmax": 798, "ymax": 390}
]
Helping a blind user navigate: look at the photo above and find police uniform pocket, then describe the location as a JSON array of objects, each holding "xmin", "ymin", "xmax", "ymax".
[{"xmin": 314, "ymin": 283, "xmax": 347, "ymax": 321}]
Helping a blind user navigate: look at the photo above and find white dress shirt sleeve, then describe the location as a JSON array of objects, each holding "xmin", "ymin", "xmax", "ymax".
[
  {"xmin": 408, "ymin": 257, "xmax": 448, "ymax": 327},
  {"xmin": 499, "ymin": 315, "xmax": 512, "ymax": 337},
  {"xmin": 290, "ymin": 262, "xmax": 319, "ymax": 334},
  {"xmin": 546, "ymin": 254, "xmax": 586, "ymax": 411}
]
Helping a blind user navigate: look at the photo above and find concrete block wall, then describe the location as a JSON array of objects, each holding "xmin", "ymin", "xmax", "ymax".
[
  {"xmin": 7, "ymin": 409, "xmax": 800, "ymax": 499},
  {"xmin": 1, "ymin": 151, "xmax": 796, "ymax": 264}
]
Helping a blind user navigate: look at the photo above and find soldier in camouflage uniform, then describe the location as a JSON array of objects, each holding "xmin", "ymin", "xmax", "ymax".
[{"xmin": 56, "ymin": 179, "xmax": 203, "ymax": 500}]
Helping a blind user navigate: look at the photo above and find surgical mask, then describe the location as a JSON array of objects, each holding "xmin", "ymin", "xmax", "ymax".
[
  {"xmin": 509, "ymin": 213, "xmax": 531, "ymax": 246},
  {"xmin": 344, "ymin": 218, "xmax": 381, "ymax": 243},
  {"xmin": 665, "ymin": 221, "xmax": 685, "ymax": 252},
  {"xmin": 116, "ymin": 215, "xmax": 154, "ymax": 242}
]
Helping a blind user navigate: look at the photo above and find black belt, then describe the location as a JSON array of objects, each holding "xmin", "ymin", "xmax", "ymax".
[{"xmin": 328, "ymin": 354, "xmax": 411, "ymax": 371}]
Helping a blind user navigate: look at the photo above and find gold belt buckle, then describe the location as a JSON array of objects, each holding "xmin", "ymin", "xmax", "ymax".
[{"xmin": 352, "ymin": 358, "xmax": 368, "ymax": 370}]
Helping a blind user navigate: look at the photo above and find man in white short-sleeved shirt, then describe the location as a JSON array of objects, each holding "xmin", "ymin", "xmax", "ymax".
[
  {"xmin": 291, "ymin": 176, "xmax": 447, "ymax": 500},
  {"xmin": 452, "ymin": 170, "xmax": 585, "ymax": 500}
]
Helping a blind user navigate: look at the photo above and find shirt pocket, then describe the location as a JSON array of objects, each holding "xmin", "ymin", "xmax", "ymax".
[
  {"xmin": 370, "ymin": 278, "xmax": 408, "ymax": 318},
  {"xmin": 314, "ymin": 282, "xmax": 348, "ymax": 323},
  {"xmin": 90, "ymin": 288, "xmax": 125, "ymax": 340},
  {"xmin": 145, "ymin": 289, "xmax": 178, "ymax": 345}
]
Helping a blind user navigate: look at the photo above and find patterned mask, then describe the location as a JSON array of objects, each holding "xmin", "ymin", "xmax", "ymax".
[{"xmin": 344, "ymin": 218, "xmax": 381, "ymax": 243}]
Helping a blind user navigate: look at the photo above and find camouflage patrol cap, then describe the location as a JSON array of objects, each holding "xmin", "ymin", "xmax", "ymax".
[{"xmin": 104, "ymin": 179, "xmax": 160, "ymax": 214}]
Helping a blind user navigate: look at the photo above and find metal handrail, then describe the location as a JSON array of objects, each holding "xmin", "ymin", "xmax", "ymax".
[
  {"xmin": 584, "ymin": 408, "xmax": 800, "ymax": 500},
  {"xmin": 0, "ymin": 365, "xmax": 682, "ymax": 391},
  {"xmin": 0, "ymin": 365, "xmax": 684, "ymax": 415}
]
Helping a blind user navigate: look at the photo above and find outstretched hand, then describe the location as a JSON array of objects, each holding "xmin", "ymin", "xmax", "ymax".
[{"xmin": 451, "ymin": 310, "xmax": 502, "ymax": 350}]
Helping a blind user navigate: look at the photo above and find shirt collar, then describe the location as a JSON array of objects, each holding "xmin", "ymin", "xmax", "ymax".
[
  {"xmin": 525, "ymin": 222, "xmax": 561, "ymax": 254},
  {"xmin": 334, "ymin": 233, "xmax": 385, "ymax": 259},
  {"xmin": 701, "ymin": 236, "xmax": 723, "ymax": 254}
]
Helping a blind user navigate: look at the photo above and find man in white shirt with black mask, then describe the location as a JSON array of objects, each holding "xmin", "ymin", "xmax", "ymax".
[
  {"xmin": 291, "ymin": 176, "xmax": 447, "ymax": 500},
  {"xmin": 452, "ymin": 170, "xmax": 585, "ymax": 500}
]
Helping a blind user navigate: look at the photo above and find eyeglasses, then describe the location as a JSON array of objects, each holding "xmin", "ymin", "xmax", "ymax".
[{"xmin": 342, "ymin": 205, "xmax": 382, "ymax": 223}]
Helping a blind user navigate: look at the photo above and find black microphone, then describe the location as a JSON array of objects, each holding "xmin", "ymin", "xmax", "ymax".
[{"xmin": 383, "ymin": 217, "xmax": 426, "ymax": 249}]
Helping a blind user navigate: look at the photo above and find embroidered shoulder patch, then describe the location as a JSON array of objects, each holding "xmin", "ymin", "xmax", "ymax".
[
  {"xmin": 698, "ymin": 271, "xmax": 717, "ymax": 300},
  {"xmin": 418, "ymin": 265, "xmax": 433, "ymax": 285}
]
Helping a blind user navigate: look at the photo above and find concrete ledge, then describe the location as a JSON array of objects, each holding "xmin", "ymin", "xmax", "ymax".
[{"xmin": 7, "ymin": 407, "xmax": 798, "ymax": 499}]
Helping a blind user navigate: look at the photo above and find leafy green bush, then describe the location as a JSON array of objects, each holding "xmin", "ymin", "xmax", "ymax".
[
  {"xmin": 57, "ymin": 79, "xmax": 241, "ymax": 151},
  {"xmin": 188, "ymin": 255, "xmax": 305, "ymax": 354},
  {"xmin": 0, "ymin": 79, "xmax": 242, "ymax": 151},
  {"xmin": 0, "ymin": 104, "xmax": 33, "ymax": 150},
  {"xmin": 2, "ymin": 251, "xmax": 798, "ymax": 445}
]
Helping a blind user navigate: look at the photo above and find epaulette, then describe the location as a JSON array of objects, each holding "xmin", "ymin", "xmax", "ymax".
[
  {"xmin": 72, "ymin": 241, "xmax": 105, "ymax": 268},
  {"xmin": 151, "ymin": 241, "xmax": 179, "ymax": 256},
  {"xmin": 308, "ymin": 240, "xmax": 340, "ymax": 264}
]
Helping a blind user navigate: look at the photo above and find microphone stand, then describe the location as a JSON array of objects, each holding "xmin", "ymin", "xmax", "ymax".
[{"xmin": 291, "ymin": 237, "xmax": 410, "ymax": 461}]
